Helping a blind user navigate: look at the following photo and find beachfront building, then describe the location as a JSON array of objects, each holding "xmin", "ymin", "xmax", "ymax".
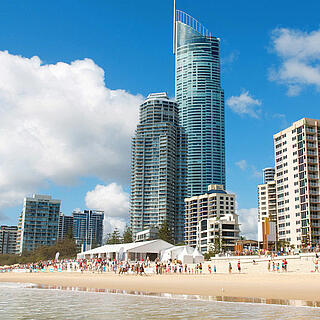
[
  {"xmin": 257, "ymin": 179, "xmax": 277, "ymax": 249},
  {"xmin": 58, "ymin": 213, "xmax": 74, "ymax": 241},
  {"xmin": 273, "ymin": 118, "xmax": 320, "ymax": 248},
  {"xmin": 0, "ymin": 226, "xmax": 18, "ymax": 254},
  {"xmin": 135, "ymin": 226, "xmax": 159, "ymax": 242},
  {"xmin": 174, "ymin": 8, "xmax": 225, "ymax": 197},
  {"xmin": 185, "ymin": 184, "xmax": 239, "ymax": 252},
  {"xmin": 263, "ymin": 167, "xmax": 275, "ymax": 184},
  {"xmin": 197, "ymin": 214, "xmax": 240, "ymax": 254},
  {"xmin": 72, "ymin": 209, "xmax": 104, "ymax": 251},
  {"xmin": 16, "ymin": 194, "xmax": 61, "ymax": 254},
  {"xmin": 130, "ymin": 93, "xmax": 187, "ymax": 244}
]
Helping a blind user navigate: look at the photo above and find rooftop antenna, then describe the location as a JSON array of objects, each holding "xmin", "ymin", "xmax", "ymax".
[{"xmin": 173, "ymin": 0, "xmax": 176, "ymax": 54}]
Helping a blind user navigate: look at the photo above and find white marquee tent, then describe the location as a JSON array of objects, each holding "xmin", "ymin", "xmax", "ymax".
[
  {"xmin": 77, "ymin": 239, "xmax": 172, "ymax": 261},
  {"xmin": 161, "ymin": 245, "xmax": 203, "ymax": 264}
]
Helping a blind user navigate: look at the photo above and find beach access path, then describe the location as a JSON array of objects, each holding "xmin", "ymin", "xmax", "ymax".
[{"xmin": 1, "ymin": 271, "xmax": 320, "ymax": 301}]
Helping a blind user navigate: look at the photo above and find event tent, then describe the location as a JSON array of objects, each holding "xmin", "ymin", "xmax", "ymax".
[
  {"xmin": 77, "ymin": 239, "xmax": 172, "ymax": 261},
  {"xmin": 161, "ymin": 245, "xmax": 202, "ymax": 264},
  {"xmin": 192, "ymin": 248, "xmax": 204, "ymax": 264}
]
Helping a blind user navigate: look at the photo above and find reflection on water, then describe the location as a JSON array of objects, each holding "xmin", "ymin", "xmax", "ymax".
[
  {"xmin": 31, "ymin": 283, "xmax": 320, "ymax": 308},
  {"xmin": 0, "ymin": 282, "xmax": 319, "ymax": 320}
]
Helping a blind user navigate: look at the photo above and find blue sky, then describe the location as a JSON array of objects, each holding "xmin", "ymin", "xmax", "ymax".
[{"xmin": 0, "ymin": 0, "xmax": 320, "ymax": 238}]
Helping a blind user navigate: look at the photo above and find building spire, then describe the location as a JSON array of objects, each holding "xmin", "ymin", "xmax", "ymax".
[{"xmin": 173, "ymin": 0, "xmax": 176, "ymax": 54}]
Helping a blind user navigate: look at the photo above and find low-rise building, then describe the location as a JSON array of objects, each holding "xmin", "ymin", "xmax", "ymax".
[{"xmin": 135, "ymin": 226, "xmax": 159, "ymax": 242}]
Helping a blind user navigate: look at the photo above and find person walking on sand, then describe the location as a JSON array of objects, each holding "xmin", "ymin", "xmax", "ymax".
[
  {"xmin": 267, "ymin": 260, "xmax": 271, "ymax": 272},
  {"xmin": 237, "ymin": 260, "xmax": 241, "ymax": 273},
  {"xmin": 228, "ymin": 262, "xmax": 232, "ymax": 274},
  {"xmin": 314, "ymin": 258, "xmax": 319, "ymax": 272},
  {"xmin": 272, "ymin": 261, "xmax": 275, "ymax": 272}
]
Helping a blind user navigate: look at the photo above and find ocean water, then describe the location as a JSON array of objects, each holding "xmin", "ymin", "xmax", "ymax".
[{"xmin": 0, "ymin": 283, "xmax": 319, "ymax": 320}]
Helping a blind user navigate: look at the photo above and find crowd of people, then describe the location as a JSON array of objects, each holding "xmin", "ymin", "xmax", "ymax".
[{"xmin": 0, "ymin": 257, "xmax": 207, "ymax": 275}]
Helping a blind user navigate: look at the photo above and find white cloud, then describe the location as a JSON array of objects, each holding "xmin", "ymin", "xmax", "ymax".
[
  {"xmin": 221, "ymin": 50, "xmax": 239, "ymax": 66},
  {"xmin": 85, "ymin": 183, "xmax": 129, "ymax": 235},
  {"xmin": 238, "ymin": 208, "xmax": 258, "ymax": 240},
  {"xmin": 235, "ymin": 160, "xmax": 247, "ymax": 171},
  {"xmin": 235, "ymin": 160, "xmax": 262, "ymax": 179},
  {"xmin": 0, "ymin": 51, "xmax": 143, "ymax": 210},
  {"xmin": 270, "ymin": 28, "xmax": 320, "ymax": 95},
  {"xmin": 226, "ymin": 91, "xmax": 262, "ymax": 118}
]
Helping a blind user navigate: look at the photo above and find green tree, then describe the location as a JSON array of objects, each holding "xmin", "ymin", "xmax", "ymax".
[
  {"xmin": 123, "ymin": 225, "xmax": 133, "ymax": 243},
  {"xmin": 106, "ymin": 228, "xmax": 122, "ymax": 244},
  {"xmin": 0, "ymin": 237, "xmax": 77, "ymax": 266},
  {"xmin": 158, "ymin": 221, "xmax": 173, "ymax": 244},
  {"xmin": 66, "ymin": 226, "xmax": 74, "ymax": 240}
]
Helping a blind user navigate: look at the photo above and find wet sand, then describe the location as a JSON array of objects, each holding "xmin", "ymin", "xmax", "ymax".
[{"xmin": 1, "ymin": 271, "xmax": 320, "ymax": 301}]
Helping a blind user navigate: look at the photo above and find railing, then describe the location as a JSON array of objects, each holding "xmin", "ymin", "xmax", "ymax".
[{"xmin": 176, "ymin": 10, "xmax": 212, "ymax": 37}]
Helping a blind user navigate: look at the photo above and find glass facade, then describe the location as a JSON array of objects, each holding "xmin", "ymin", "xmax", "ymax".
[
  {"xmin": 130, "ymin": 93, "xmax": 186, "ymax": 243},
  {"xmin": 175, "ymin": 10, "xmax": 225, "ymax": 197},
  {"xmin": 58, "ymin": 214, "xmax": 74, "ymax": 241},
  {"xmin": 72, "ymin": 210, "xmax": 104, "ymax": 251},
  {"xmin": 16, "ymin": 194, "xmax": 60, "ymax": 254}
]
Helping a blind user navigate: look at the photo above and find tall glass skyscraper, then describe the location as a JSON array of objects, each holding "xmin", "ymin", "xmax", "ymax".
[
  {"xmin": 130, "ymin": 93, "xmax": 186, "ymax": 243},
  {"xmin": 174, "ymin": 8, "xmax": 225, "ymax": 197}
]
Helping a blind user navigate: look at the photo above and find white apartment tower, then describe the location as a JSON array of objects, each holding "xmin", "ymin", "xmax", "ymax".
[
  {"xmin": 185, "ymin": 184, "xmax": 240, "ymax": 253},
  {"xmin": 257, "ymin": 169, "xmax": 277, "ymax": 246},
  {"xmin": 273, "ymin": 118, "xmax": 320, "ymax": 248},
  {"xmin": 258, "ymin": 181, "xmax": 277, "ymax": 224},
  {"xmin": 263, "ymin": 167, "xmax": 275, "ymax": 184}
]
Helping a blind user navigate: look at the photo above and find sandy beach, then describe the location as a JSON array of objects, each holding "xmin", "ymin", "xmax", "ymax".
[{"xmin": 1, "ymin": 267, "xmax": 320, "ymax": 302}]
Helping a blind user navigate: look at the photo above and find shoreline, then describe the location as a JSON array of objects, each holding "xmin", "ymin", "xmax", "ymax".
[{"xmin": 1, "ymin": 272, "xmax": 320, "ymax": 303}]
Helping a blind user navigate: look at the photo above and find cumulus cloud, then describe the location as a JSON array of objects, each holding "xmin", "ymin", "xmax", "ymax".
[
  {"xmin": 270, "ymin": 28, "xmax": 320, "ymax": 95},
  {"xmin": 238, "ymin": 208, "xmax": 258, "ymax": 240},
  {"xmin": 0, "ymin": 50, "xmax": 143, "ymax": 210},
  {"xmin": 226, "ymin": 91, "xmax": 261, "ymax": 118},
  {"xmin": 85, "ymin": 183, "xmax": 129, "ymax": 235}
]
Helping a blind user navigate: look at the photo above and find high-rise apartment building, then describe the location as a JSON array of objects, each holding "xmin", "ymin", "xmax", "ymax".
[
  {"xmin": 263, "ymin": 167, "xmax": 275, "ymax": 184},
  {"xmin": 16, "ymin": 194, "xmax": 60, "ymax": 254},
  {"xmin": 58, "ymin": 213, "xmax": 74, "ymax": 241},
  {"xmin": 257, "ymin": 169, "xmax": 277, "ymax": 248},
  {"xmin": 73, "ymin": 209, "xmax": 104, "ymax": 251},
  {"xmin": 130, "ymin": 93, "xmax": 186, "ymax": 243},
  {"xmin": 0, "ymin": 226, "xmax": 18, "ymax": 254},
  {"xmin": 174, "ymin": 8, "xmax": 225, "ymax": 197},
  {"xmin": 274, "ymin": 118, "xmax": 320, "ymax": 247},
  {"xmin": 185, "ymin": 184, "xmax": 239, "ymax": 252},
  {"xmin": 258, "ymin": 181, "xmax": 277, "ymax": 224}
]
